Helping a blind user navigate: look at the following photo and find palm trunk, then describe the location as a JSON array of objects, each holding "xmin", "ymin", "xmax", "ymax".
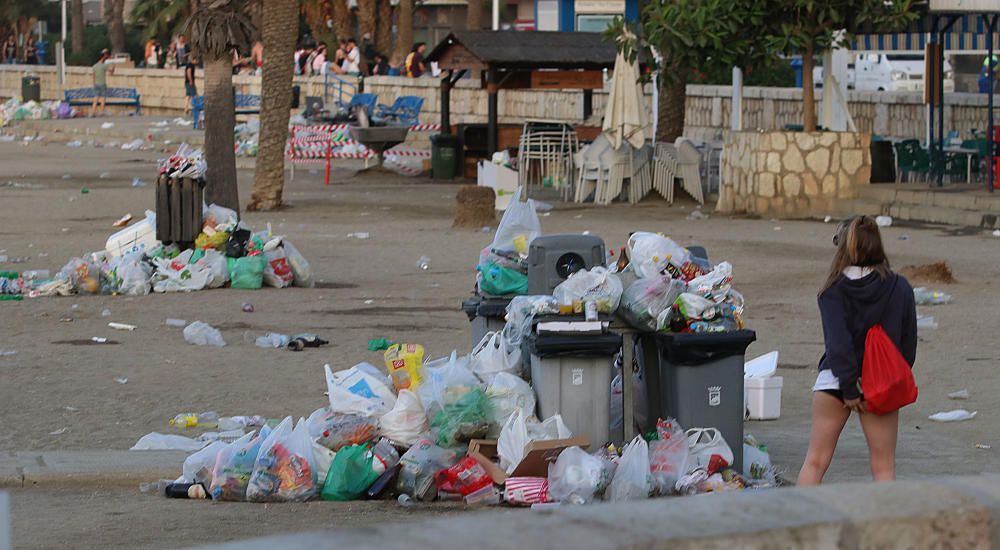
[
  {"xmin": 357, "ymin": 0, "xmax": 376, "ymax": 44},
  {"xmin": 204, "ymin": 55, "xmax": 240, "ymax": 212},
  {"xmin": 658, "ymin": 75, "xmax": 686, "ymax": 143},
  {"xmin": 802, "ymin": 41, "xmax": 816, "ymax": 132},
  {"xmin": 248, "ymin": 0, "xmax": 297, "ymax": 211},
  {"xmin": 393, "ymin": 0, "xmax": 413, "ymax": 66},
  {"xmin": 105, "ymin": 0, "xmax": 126, "ymax": 54},
  {"xmin": 375, "ymin": 0, "xmax": 392, "ymax": 55},
  {"xmin": 467, "ymin": 0, "xmax": 482, "ymax": 31},
  {"xmin": 332, "ymin": 0, "xmax": 351, "ymax": 43},
  {"xmin": 71, "ymin": 0, "xmax": 85, "ymax": 54}
]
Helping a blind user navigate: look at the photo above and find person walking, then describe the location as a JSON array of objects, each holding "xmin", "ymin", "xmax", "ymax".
[
  {"xmin": 798, "ymin": 215, "xmax": 917, "ymax": 486},
  {"xmin": 404, "ymin": 42, "xmax": 426, "ymax": 78},
  {"xmin": 979, "ymin": 55, "xmax": 999, "ymax": 94},
  {"xmin": 183, "ymin": 56, "xmax": 198, "ymax": 115},
  {"xmin": 2, "ymin": 35, "xmax": 16, "ymax": 64},
  {"xmin": 175, "ymin": 34, "xmax": 188, "ymax": 65},
  {"xmin": 90, "ymin": 49, "xmax": 114, "ymax": 117}
]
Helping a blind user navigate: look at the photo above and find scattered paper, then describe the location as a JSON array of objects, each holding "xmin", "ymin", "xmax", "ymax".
[
  {"xmin": 49, "ymin": 427, "xmax": 69, "ymax": 435},
  {"xmin": 928, "ymin": 409, "xmax": 977, "ymax": 422},
  {"xmin": 108, "ymin": 322, "xmax": 137, "ymax": 331},
  {"xmin": 947, "ymin": 389, "xmax": 969, "ymax": 400},
  {"xmin": 114, "ymin": 377, "xmax": 128, "ymax": 384}
]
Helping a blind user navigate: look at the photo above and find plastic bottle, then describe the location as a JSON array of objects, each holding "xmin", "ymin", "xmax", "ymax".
[
  {"xmin": 397, "ymin": 493, "xmax": 415, "ymax": 507},
  {"xmin": 913, "ymin": 288, "xmax": 952, "ymax": 306},
  {"xmin": 165, "ymin": 482, "xmax": 208, "ymax": 499},
  {"xmin": 668, "ymin": 304, "xmax": 687, "ymax": 333},
  {"xmin": 217, "ymin": 415, "xmax": 266, "ymax": 431},
  {"xmin": 254, "ymin": 332, "xmax": 289, "ymax": 349},
  {"xmin": 416, "ymin": 256, "xmax": 431, "ymax": 271},
  {"xmin": 165, "ymin": 318, "xmax": 187, "ymax": 327},
  {"xmin": 169, "ymin": 411, "xmax": 220, "ymax": 429},
  {"xmin": 372, "ymin": 438, "xmax": 401, "ymax": 474}
]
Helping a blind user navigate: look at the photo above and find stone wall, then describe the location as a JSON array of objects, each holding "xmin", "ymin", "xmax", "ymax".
[{"xmin": 718, "ymin": 130, "xmax": 872, "ymax": 218}]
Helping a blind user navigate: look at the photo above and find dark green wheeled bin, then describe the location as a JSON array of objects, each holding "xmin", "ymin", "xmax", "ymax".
[
  {"xmin": 431, "ymin": 133, "xmax": 459, "ymax": 179},
  {"xmin": 21, "ymin": 75, "xmax": 40, "ymax": 103}
]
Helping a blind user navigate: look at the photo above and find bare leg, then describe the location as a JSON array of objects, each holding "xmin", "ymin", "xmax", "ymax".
[
  {"xmin": 797, "ymin": 392, "xmax": 851, "ymax": 486},
  {"xmin": 90, "ymin": 96, "xmax": 98, "ymax": 117},
  {"xmin": 859, "ymin": 409, "xmax": 899, "ymax": 482},
  {"xmin": 98, "ymin": 97, "xmax": 106, "ymax": 116}
]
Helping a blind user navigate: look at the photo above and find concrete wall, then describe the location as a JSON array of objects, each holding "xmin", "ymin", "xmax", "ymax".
[{"xmin": 718, "ymin": 131, "xmax": 872, "ymax": 218}]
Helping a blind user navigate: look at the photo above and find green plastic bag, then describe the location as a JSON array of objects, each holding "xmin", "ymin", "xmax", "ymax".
[
  {"xmin": 430, "ymin": 388, "xmax": 493, "ymax": 448},
  {"xmin": 320, "ymin": 444, "xmax": 379, "ymax": 501},
  {"xmin": 229, "ymin": 256, "xmax": 266, "ymax": 289},
  {"xmin": 478, "ymin": 261, "xmax": 528, "ymax": 296}
]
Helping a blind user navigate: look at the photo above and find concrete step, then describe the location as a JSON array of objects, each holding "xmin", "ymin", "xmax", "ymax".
[{"xmin": 832, "ymin": 185, "xmax": 1000, "ymax": 229}]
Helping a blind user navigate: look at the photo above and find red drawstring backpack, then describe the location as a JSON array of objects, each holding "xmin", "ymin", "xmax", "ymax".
[{"xmin": 861, "ymin": 279, "xmax": 918, "ymax": 415}]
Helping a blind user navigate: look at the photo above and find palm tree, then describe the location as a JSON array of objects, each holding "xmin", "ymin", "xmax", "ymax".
[
  {"xmin": 356, "ymin": 0, "xmax": 374, "ymax": 43},
  {"xmin": 71, "ymin": 0, "xmax": 85, "ymax": 54},
  {"xmin": 104, "ymin": 0, "xmax": 126, "ymax": 53},
  {"xmin": 246, "ymin": 0, "xmax": 297, "ymax": 211},
  {"xmin": 331, "ymin": 0, "xmax": 351, "ymax": 43},
  {"xmin": 186, "ymin": 0, "xmax": 257, "ymax": 212},
  {"xmin": 392, "ymin": 0, "xmax": 412, "ymax": 66},
  {"xmin": 131, "ymin": 0, "xmax": 192, "ymax": 41},
  {"xmin": 300, "ymin": 0, "xmax": 336, "ymax": 48},
  {"xmin": 375, "ymin": 0, "xmax": 392, "ymax": 55}
]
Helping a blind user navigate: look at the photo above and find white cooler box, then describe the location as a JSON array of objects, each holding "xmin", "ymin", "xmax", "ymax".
[{"xmin": 745, "ymin": 376, "xmax": 783, "ymax": 420}]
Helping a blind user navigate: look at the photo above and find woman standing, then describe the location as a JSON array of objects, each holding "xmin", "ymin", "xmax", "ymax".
[{"xmin": 798, "ymin": 215, "xmax": 917, "ymax": 485}]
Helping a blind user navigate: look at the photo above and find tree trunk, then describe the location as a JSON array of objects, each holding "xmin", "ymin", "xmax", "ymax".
[
  {"xmin": 392, "ymin": 0, "xmax": 413, "ymax": 66},
  {"xmin": 247, "ymin": 0, "xmax": 297, "ymax": 212},
  {"xmin": 71, "ymin": 0, "xmax": 85, "ymax": 54},
  {"xmin": 466, "ymin": 0, "xmax": 482, "ymax": 31},
  {"xmin": 375, "ymin": 0, "xmax": 392, "ymax": 55},
  {"xmin": 802, "ymin": 41, "xmax": 816, "ymax": 132},
  {"xmin": 658, "ymin": 75, "xmax": 686, "ymax": 143},
  {"xmin": 105, "ymin": 0, "xmax": 126, "ymax": 54},
  {"xmin": 189, "ymin": 0, "xmax": 200, "ymax": 13},
  {"xmin": 331, "ymin": 0, "xmax": 352, "ymax": 43},
  {"xmin": 204, "ymin": 55, "xmax": 240, "ymax": 212},
  {"xmin": 357, "ymin": 0, "xmax": 376, "ymax": 43}
]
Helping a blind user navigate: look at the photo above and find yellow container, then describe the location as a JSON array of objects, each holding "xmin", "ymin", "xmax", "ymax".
[{"xmin": 383, "ymin": 343, "xmax": 425, "ymax": 390}]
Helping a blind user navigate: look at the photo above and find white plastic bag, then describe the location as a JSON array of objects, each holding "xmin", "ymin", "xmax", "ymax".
[
  {"xmin": 620, "ymin": 276, "xmax": 687, "ymax": 331},
  {"xmin": 151, "ymin": 251, "xmax": 211, "ymax": 293},
  {"xmin": 547, "ymin": 446, "xmax": 608, "ymax": 505},
  {"xmin": 130, "ymin": 432, "xmax": 208, "ymax": 451},
  {"xmin": 607, "ymin": 436, "xmax": 652, "ymax": 502},
  {"xmin": 182, "ymin": 440, "xmax": 227, "ymax": 485},
  {"xmin": 183, "ymin": 321, "xmax": 226, "ymax": 347},
  {"xmin": 627, "ymin": 232, "xmax": 701, "ymax": 281},
  {"xmin": 208, "ymin": 429, "xmax": 268, "ymax": 501},
  {"xmin": 552, "ymin": 266, "xmax": 624, "ymax": 312},
  {"xmin": 281, "ymin": 240, "xmax": 314, "ymax": 288},
  {"xmin": 686, "ymin": 262, "xmax": 733, "ymax": 303},
  {"xmin": 498, "ymin": 409, "xmax": 530, "ymax": 474},
  {"xmin": 312, "ymin": 441, "xmax": 336, "ymax": 484},
  {"xmin": 486, "ymin": 372, "xmax": 536, "ymax": 429},
  {"xmin": 648, "ymin": 418, "xmax": 689, "ymax": 495},
  {"xmin": 379, "ymin": 389, "xmax": 429, "ymax": 446},
  {"xmin": 471, "ymin": 331, "xmax": 521, "ymax": 385},
  {"xmin": 262, "ymin": 246, "xmax": 294, "ymax": 288},
  {"xmin": 246, "ymin": 417, "xmax": 319, "ymax": 502},
  {"xmin": 685, "ymin": 428, "xmax": 735, "ymax": 470},
  {"xmin": 527, "ymin": 414, "xmax": 572, "ymax": 441},
  {"xmin": 195, "ymin": 249, "xmax": 229, "ymax": 289},
  {"xmin": 491, "ymin": 187, "xmax": 540, "ymax": 256},
  {"xmin": 417, "ymin": 351, "xmax": 481, "ymax": 416},
  {"xmin": 203, "ymin": 203, "xmax": 238, "ymax": 233},
  {"xmin": 324, "ymin": 363, "xmax": 397, "ymax": 417}
]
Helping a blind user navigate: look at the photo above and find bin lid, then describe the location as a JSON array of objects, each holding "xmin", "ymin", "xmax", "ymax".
[
  {"xmin": 477, "ymin": 297, "xmax": 512, "ymax": 318},
  {"xmin": 461, "ymin": 296, "xmax": 482, "ymax": 320},
  {"xmin": 526, "ymin": 332, "xmax": 622, "ymax": 358},
  {"xmin": 431, "ymin": 133, "xmax": 459, "ymax": 145},
  {"xmin": 644, "ymin": 330, "xmax": 757, "ymax": 366}
]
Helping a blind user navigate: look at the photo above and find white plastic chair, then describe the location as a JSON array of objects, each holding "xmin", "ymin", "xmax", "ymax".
[
  {"xmin": 675, "ymin": 137, "xmax": 705, "ymax": 205},
  {"xmin": 628, "ymin": 144, "xmax": 653, "ymax": 204},
  {"xmin": 573, "ymin": 136, "xmax": 610, "ymax": 203},
  {"xmin": 652, "ymin": 143, "xmax": 679, "ymax": 203}
]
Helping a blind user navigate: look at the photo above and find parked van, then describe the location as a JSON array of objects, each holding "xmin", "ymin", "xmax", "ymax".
[{"xmin": 814, "ymin": 53, "xmax": 954, "ymax": 92}]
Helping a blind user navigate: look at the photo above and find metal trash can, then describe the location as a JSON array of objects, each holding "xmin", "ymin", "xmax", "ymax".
[
  {"xmin": 461, "ymin": 296, "xmax": 511, "ymax": 348},
  {"xmin": 431, "ymin": 133, "xmax": 459, "ymax": 179},
  {"xmin": 526, "ymin": 331, "xmax": 622, "ymax": 449},
  {"xmin": 639, "ymin": 330, "xmax": 756, "ymax": 471},
  {"xmin": 155, "ymin": 175, "xmax": 206, "ymax": 246},
  {"xmin": 21, "ymin": 75, "xmax": 40, "ymax": 103}
]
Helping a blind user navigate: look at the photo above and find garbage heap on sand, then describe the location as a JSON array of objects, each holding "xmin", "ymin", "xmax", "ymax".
[{"xmin": 142, "ymin": 188, "xmax": 778, "ymax": 506}]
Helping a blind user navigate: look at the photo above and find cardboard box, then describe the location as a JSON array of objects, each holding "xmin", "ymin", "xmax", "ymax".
[
  {"xmin": 467, "ymin": 436, "xmax": 589, "ymax": 485},
  {"xmin": 477, "ymin": 160, "xmax": 519, "ymax": 211}
]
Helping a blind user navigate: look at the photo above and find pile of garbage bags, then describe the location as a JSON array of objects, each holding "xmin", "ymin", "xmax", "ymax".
[
  {"xmin": 156, "ymin": 347, "xmax": 776, "ymax": 505},
  {"xmin": 0, "ymin": 98, "xmax": 74, "ymax": 128},
  {"xmin": 475, "ymin": 188, "xmax": 538, "ymax": 297}
]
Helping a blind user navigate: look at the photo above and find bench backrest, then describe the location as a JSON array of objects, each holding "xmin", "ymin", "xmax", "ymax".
[
  {"xmin": 235, "ymin": 94, "xmax": 261, "ymax": 109},
  {"xmin": 64, "ymin": 87, "xmax": 139, "ymax": 100},
  {"xmin": 348, "ymin": 93, "xmax": 377, "ymax": 115}
]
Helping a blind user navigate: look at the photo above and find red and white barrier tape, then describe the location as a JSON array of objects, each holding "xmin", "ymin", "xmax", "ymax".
[{"xmin": 384, "ymin": 149, "xmax": 432, "ymax": 158}]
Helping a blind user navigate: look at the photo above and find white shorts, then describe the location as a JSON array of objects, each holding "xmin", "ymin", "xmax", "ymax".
[{"xmin": 812, "ymin": 369, "xmax": 840, "ymax": 392}]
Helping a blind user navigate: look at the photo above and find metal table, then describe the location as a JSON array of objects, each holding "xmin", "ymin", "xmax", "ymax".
[{"xmin": 943, "ymin": 146, "xmax": 979, "ymax": 183}]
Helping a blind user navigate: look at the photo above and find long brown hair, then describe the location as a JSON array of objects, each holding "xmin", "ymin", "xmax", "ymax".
[{"xmin": 820, "ymin": 215, "xmax": 891, "ymax": 294}]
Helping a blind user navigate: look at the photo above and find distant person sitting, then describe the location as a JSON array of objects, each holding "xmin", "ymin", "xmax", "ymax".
[
  {"xmin": 184, "ymin": 57, "xmax": 197, "ymax": 115},
  {"xmin": 23, "ymin": 38, "xmax": 38, "ymax": 65},
  {"xmin": 979, "ymin": 55, "xmax": 1000, "ymax": 94},
  {"xmin": 405, "ymin": 42, "xmax": 426, "ymax": 78},
  {"xmin": 3, "ymin": 36, "xmax": 17, "ymax": 64},
  {"xmin": 91, "ymin": 49, "xmax": 114, "ymax": 117},
  {"xmin": 370, "ymin": 52, "xmax": 390, "ymax": 76}
]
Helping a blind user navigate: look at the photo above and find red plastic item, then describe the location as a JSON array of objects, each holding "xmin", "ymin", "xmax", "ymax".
[
  {"xmin": 993, "ymin": 157, "xmax": 1000, "ymax": 190},
  {"xmin": 434, "ymin": 456, "xmax": 493, "ymax": 496},
  {"xmin": 706, "ymin": 454, "xmax": 730, "ymax": 475},
  {"xmin": 861, "ymin": 325, "xmax": 918, "ymax": 415}
]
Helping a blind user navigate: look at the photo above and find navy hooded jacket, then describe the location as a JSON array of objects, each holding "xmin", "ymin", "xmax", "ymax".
[{"xmin": 817, "ymin": 271, "xmax": 918, "ymax": 401}]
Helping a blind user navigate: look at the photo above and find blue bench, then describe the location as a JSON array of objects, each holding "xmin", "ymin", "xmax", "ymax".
[
  {"xmin": 373, "ymin": 95, "xmax": 424, "ymax": 127},
  {"xmin": 339, "ymin": 93, "xmax": 378, "ymax": 118},
  {"xmin": 191, "ymin": 94, "xmax": 261, "ymax": 129},
  {"xmin": 64, "ymin": 87, "xmax": 141, "ymax": 115}
]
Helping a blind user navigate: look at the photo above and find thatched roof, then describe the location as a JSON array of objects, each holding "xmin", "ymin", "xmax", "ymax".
[{"xmin": 426, "ymin": 31, "xmax": 617, "ymax": 70}]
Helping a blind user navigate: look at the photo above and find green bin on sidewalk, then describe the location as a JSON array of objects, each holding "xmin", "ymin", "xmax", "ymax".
[
  {"xmin": 431, "ymin": 133, "xmax": 459, "ymax": 179},
  {"xmin": 21, "ymin": 75, "xmax": 40, "ymax": 103}
]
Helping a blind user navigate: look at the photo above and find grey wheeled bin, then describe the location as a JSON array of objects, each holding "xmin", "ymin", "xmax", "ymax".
[
  {"xmin": 526, "ymin": 332, "xmax": 622, "ymax": 449},
  {"xmin": 638, "ymin": 330, "xmax": 756, "ymax": 472},
  {"xmin": 461, "ymin": 296, "xmax": 511, "ymax": 348}
]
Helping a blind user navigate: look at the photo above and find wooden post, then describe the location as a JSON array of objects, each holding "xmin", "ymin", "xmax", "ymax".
[
  {"xmin": 487, "ymin": 67, "xmax": 498, "ymax": 154},
  {"xmin": 441, "ymin": 69, "xmax": 452, "ymax": 132}
]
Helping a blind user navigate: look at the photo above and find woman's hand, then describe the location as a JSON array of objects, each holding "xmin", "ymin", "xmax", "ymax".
[{"xmin": 844, "ymin": 398, "xmax": 867, "ymax": 414}]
